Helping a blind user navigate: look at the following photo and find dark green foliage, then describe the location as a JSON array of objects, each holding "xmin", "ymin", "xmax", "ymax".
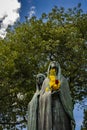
[{"xmin": 81, "ymin": 109, "xmax": 87, "ymax": 130}]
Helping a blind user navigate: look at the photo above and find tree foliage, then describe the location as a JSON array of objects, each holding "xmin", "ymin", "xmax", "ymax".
[
  {"xmin": 81, "ymin": 109, "xmax": 87, "ymax": 130},
  {"xmin": 0, "ymin": 3, "xmax": 87, "ymax": 129}
]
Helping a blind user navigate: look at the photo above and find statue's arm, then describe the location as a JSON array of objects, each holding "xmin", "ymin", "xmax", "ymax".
[
  {"xmin": 40, "ymin": 78, "xmax": 48, "ymax": 94},
  {"xmin": 51, "ymin": 89, "xmax": 60, "ymax": 95}
]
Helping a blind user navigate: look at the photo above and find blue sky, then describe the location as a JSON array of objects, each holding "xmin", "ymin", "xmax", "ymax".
[
  {"xmin": 74, "ymin": 103, "xmax": 84, "ymax": 130},
  {"xmin": 0, "ymin": 0, "xmax": 87, "ymax": 38},
  {"xmin": 0, "ymin": 0, "xmax": 87, "ymax": 129},
  {"xmin": 19, "ymin": 0, "xmax": 87, "ymax": 21}
]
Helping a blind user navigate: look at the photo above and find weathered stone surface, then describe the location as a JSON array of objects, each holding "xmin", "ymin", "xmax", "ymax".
[{"xmin": 27, "ymin": 61, "xmax": 75, "ymax": 130}]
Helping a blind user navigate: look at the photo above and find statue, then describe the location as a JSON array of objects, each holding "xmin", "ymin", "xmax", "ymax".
[
  {"xmin": 38, "ymin": 61, "xmax": 75, "ymax": 130},
  {"xmin": 27, "ymin": 73, "xmax": 45, "ymax": 130}
]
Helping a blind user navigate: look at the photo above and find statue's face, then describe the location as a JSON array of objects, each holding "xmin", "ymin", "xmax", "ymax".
[
  {"xmin": 49, "ymin": 68, "xmax": 56, "ymax": 76},
  {"xmin": 50, "ymin": 62, "xmax": 58, "ymax": 75},
  {"xmin": 36, "ymin": 74, "xmax": 45, "ymax": 89}
]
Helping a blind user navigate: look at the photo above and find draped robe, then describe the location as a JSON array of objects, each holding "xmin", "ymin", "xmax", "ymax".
[
  {"xmin": 38, "ymin": 62, "xmax": 75, "ymax": 130},
  {"xmin": 27, "ymin": 74, "xmax": 45, "ymax": 130},
  {"xmin": 27, "ymin": 91, "xmax": 40, "ymax": 130}
]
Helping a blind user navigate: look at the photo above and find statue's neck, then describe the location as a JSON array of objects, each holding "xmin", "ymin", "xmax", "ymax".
[{"xmin": 36, "ymin": 85, "xmax": 41, "ymax": 92}]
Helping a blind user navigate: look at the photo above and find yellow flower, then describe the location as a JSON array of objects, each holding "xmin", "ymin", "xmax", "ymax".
[
  {"xmin": 53, "ymin": 80, "xmax": 60, "ymax": 90},
  {"xmin": 49, "ymin": 75, "xmax": 55, "ymax": 81},
  {"xmin": 49, "ymin": 75, "xmax": 61, "ymax": 91},
  {"xmin": 49, "ymin": 81, "xmax": 54, "ymax": 87},
  {"xmin": 49, "ymin": 69, "xmax": 56, "ymax": 76},
  {"xmin": 45, "ymin": 68, "xmax": 61, "ymax": 92},
  {"xmin": 45, "ymin": 87, "xmax": 50, "ymax": 92},
  {"xmin": 53, "ymin": 84, "xmax": 58, "ymax": 90}
]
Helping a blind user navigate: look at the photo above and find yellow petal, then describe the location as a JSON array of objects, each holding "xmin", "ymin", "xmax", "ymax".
[
  {"xmin": 45, "ymin": 87, "xmax": 49, "ymax": 92},
  {"xmin": 49, "ymin": 75, "xmax": 55, "ymax": 81}
]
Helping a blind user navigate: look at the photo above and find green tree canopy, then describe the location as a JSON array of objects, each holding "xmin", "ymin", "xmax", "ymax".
[{"xmin": 81, "ymin": 108, "xmax": 87, "ymax": 130}]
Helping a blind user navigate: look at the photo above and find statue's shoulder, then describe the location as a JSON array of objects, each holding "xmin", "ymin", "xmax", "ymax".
[
  {"xmin": 44, "ymin": 77, "xmax": 49, "ymax": 81},
  {"xmin": 61, "ymin": 75, "xmax": 68, "ymax": 83},
  {"xmin": 60, "ymin": 75, "xmax": 70, "ymax": 91},
  {"xmin": 42, "ymin": 77, "xmax": 49, "ymax": 85}
]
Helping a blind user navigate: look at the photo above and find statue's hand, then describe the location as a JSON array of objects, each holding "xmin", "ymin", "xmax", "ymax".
[
  {"xmin": 51, "ymin": 89, "xmax": 60, "ymax": 95},
  {"xmin": 49, "ymin": 79, "xmax": 61, "ymax": 91}
]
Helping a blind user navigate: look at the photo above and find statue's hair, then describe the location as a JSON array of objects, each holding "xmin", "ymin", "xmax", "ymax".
[
  {"xmin": 36, "ymin": 73, "xmax": 46, "ymax": 79},
  {"xmin": 36, "ymin": 73, "xmax": 46, "ymax": 91}
]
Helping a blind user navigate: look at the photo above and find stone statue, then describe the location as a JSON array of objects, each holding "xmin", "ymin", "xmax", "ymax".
[
  {"xmin": 38, "ymin": 61, "xmax": 75, "ymax": 130},
  {"xmin": 27, "ymin": 73, "xmax": 45, "ymax": 130}
]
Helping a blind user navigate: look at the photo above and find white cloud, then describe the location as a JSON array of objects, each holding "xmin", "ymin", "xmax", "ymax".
[
  {"xmin": 28, "ymin": 6, "xmax": 36, "ymax": 20},
  {"xmin": 0, "ymin": 0, "xmax": 21, "ymax": 38}
]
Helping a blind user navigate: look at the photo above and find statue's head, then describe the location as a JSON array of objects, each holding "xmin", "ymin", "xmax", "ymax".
[
  {"xmin": 49, "ymin": 61, "xmax": 58, "ymax": 74},
  {"xmin": 36, "ymin": 73, "xmax": 45, "ymax": 91},
  {"xmin": 47, "ymin": 61, "xmax": 61, "ymax": 79}
]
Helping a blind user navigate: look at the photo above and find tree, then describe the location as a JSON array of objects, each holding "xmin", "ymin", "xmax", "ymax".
[
  {"xmin": 0, "ymin": 3, "xmax": 87, "ymax": 129},
  {"xmin": 81, "ymin": 108, "xmax": 87, "ymax": 130}
]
